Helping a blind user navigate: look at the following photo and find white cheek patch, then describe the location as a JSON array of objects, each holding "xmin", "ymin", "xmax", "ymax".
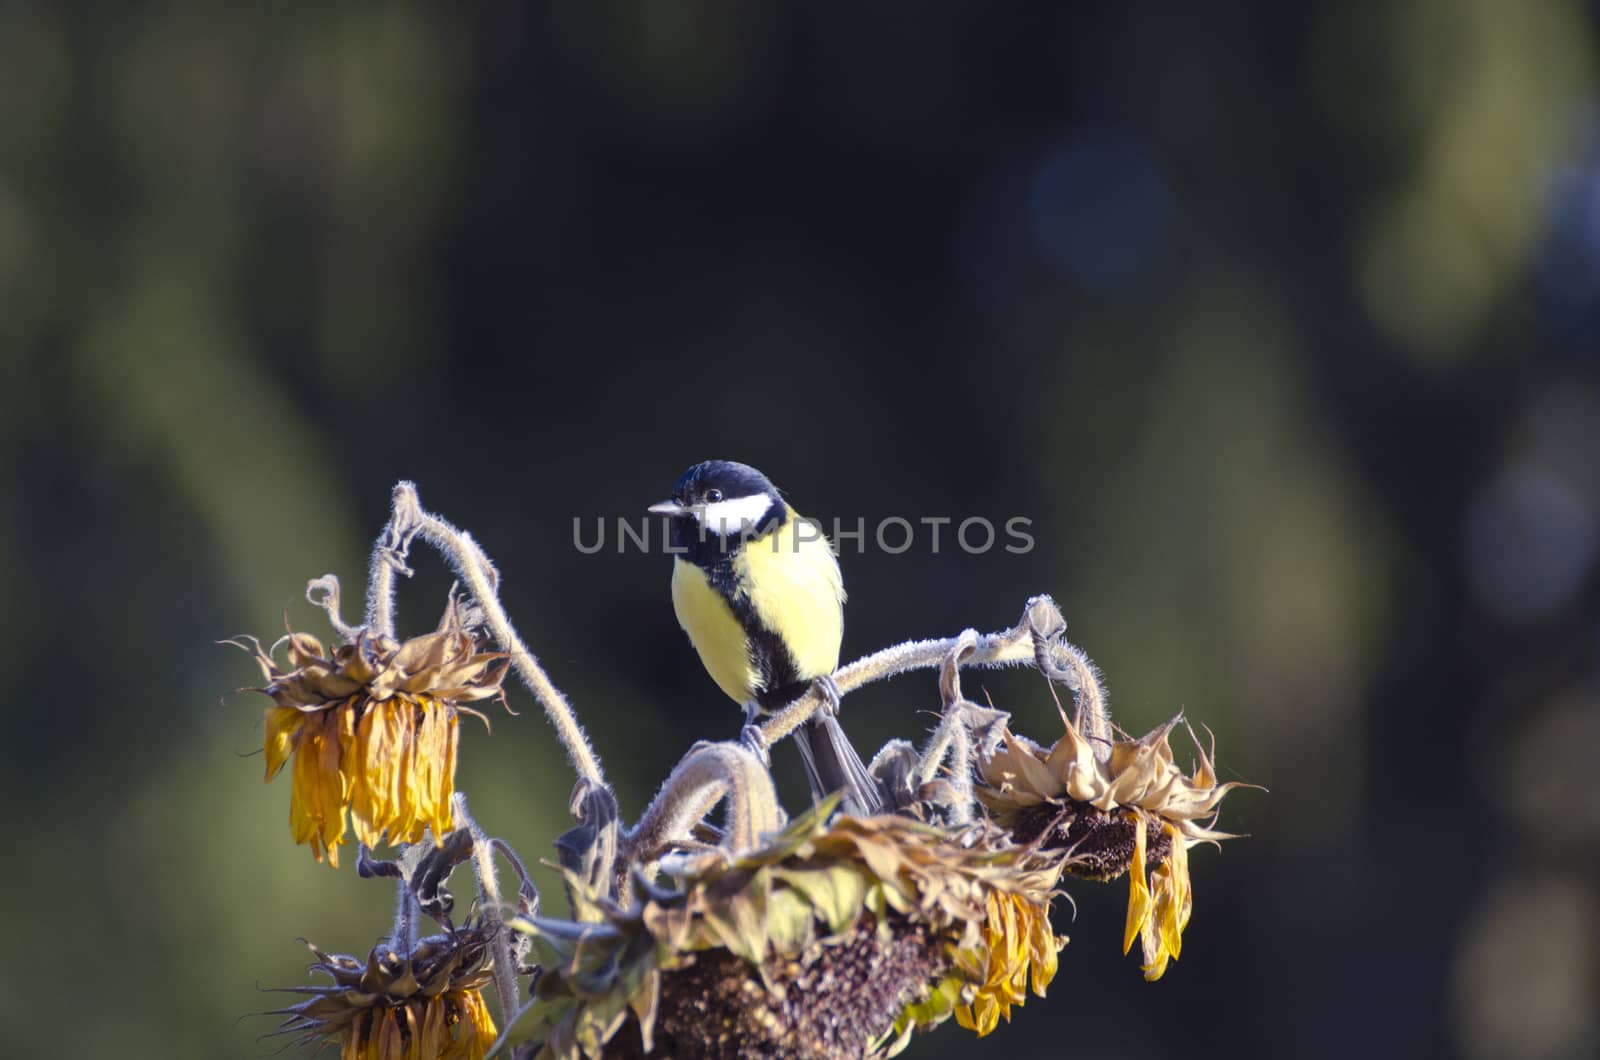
[{"xmin": 696, "ymin": 493, "xmax": 773, "ymax": 537}]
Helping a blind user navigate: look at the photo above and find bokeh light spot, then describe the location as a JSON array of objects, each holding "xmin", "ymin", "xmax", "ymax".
[
  {"xmin": 1463, "ymin": 462, "xmax": 1598, "ymax": 622},
  {"xmin": 1028, "ymin": 133, "xmax": 1173, "ymax": 294},
  {"xmin": 1534, "ymin": 103, "xmax": 1600, "ymax": 332},
  {"xmin": 1451, "ymin": 875, "xmax": 1599, "ymax": 1060},
  {"xmin": 1359, "ymin": 192, "xmax": 1495, "ymax": 362},
  {"xmin": 1505, "ymin": 687, "xmax": 1600, "ymax": 847}
]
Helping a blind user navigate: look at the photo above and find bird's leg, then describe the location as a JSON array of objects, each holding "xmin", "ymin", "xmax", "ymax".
[
  {"xmin": 740, "ymin": 702, "xmax": 772, "ymax": 766},
  {"xmin": 793, "ymin": 676, "xmax": 886, "ymax": 816},
  {"xmin": 812, "ymin": 674, "xmax": 842, "ymax": 719}
]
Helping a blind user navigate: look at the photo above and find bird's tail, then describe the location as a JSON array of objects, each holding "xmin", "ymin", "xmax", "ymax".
[{"xmin": 793, "ymin": 712, "xmax": 885, "ymax": 817}]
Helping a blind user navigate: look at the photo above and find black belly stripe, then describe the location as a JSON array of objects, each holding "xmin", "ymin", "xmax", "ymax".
[
  {"xmin": 700, "ymin": 552, "xmax": 809, "ymax": 711},
  {"xmin": 670, "ymin": 506, "xmax": 808, "ymax": 709}
]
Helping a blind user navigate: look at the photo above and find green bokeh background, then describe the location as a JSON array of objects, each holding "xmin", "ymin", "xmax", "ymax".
[{"xmin": 3, "ymin": 4, "xmax": 1597, "ymax": 1058}]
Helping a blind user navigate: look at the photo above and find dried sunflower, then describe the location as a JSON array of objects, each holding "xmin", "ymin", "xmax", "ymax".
[
  {"xmin": 233, "ymin": 597, "xmax": 507, "ymax": 865},
  {"xmin": 268, "ymin": 924, "xmax": 498, "ymax": 1060},
  {"xmin": 977, "ymin": 709, "xmax": 1251, "ymax": 980},
  {"xmin": 505, "ymin": 802, "xmax": 1065, "ymax": 1059}
]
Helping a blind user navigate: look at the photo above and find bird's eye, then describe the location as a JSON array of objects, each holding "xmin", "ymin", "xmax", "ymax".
[{"xmin": 705, "ymin": 489, "xmax": 724, "ymax": 503}]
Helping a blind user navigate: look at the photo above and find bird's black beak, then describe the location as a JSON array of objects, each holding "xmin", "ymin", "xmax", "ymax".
[{"xmin": 648, "ymin": 499, "xmax": 690, "ymax": 516}]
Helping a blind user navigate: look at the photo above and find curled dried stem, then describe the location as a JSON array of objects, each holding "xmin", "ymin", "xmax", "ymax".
[
  {"xmin": 554, "ymin": 778, "xmax": 620, "ymax": 903},
  {"xmin": 1032, "ymin": 627, "xmax": 1112, "ymax": 760},
  {"xmin": 363, "ymin": 485, "xmax": 418, "ymax": 639},
  {"xmin": 919, "ymin": 630, "xmax": 982, "ymax": 823},
  {"xmin": 305, "ymin": 574, "xmax": 360, "ymax": 642},
  {"xmin": 367, "ymin": 482, "xmax": 606, "ymax": 788},
  {"xmin": 618, "ymin": 741, "xmax": 783, "ymax": 896},
  {"xmin": 453, "ymin": 793, "xmax": 523, "ymax": 1030},
  {"xmin": 759, "ymin": 595, "xmax": 1071, "ymax": 746}
]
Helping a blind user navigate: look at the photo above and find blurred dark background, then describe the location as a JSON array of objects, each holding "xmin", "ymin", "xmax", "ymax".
[{"xmin": 3, "ymin": 3, "xmax": 1598, "ymax": 1058}]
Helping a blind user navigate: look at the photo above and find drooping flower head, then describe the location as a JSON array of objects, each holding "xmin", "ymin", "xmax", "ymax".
[
  {"xmin": 234, "ymin": 596, "xmax": 507, "ymax": 865},
  {"xmin": 978, "ymin": 709, "xmax": 1252, "ymax": 980},
  {"xmin": 505, "ymin": 802, "xmax": 1065, "ymax": 1059},
  {"xmin": 269, "ymin": 924, "xmax": 498, "ymax": 1060}
]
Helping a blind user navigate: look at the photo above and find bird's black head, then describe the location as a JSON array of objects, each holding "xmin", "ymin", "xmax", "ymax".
[
  {"xmin": 649, "ymin": 460, "xmax": 788, "ymax": 556},
  {"xmin": 668, "ymin": 460, "xmax": 779, "ymax": 509}
]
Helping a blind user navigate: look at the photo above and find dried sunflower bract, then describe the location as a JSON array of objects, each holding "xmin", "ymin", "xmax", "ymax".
[
  {"xmin": 506, "ymin": 802, "xmax": 1065, "ymax": 1060},
  {"xmin": 978, "ymin": 708, "xmax": 1251, "ymax": 980},
  {"xmin": 234, "ymin": 596, "xmax": 507, "ymax": 865},
  {"xmin": 268, "ymin": 924, "xmax": 498, "ymax": 1060}
]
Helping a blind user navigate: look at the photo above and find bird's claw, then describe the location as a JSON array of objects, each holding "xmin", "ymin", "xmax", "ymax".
[
  {"xmin": 740, "ymin": 721, "xmax": 771, "ymax": 766},
  {"xmin": 813, "ymin": 674, "xmax": 842, "ymax": 719}
]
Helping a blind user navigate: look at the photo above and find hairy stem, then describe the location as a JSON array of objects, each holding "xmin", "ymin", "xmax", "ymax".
[
  {"xmin": 491, "ymin": 837, "xmax": 540, "ymax": 917},
  {"xmin": 619, "ymin": 741, "xmax": 781, "ymax": 895},
  {"xmin": 305, "ymin": 574, "xmax": 360, "ymax": 641},
  {"xmin": 910, "ymin": 709, "xmax": 975, "ymax": 823},
  {"xmin": 390, "ymin": 876, "xmax": 418, "ymax": 952},
  {"xmin": 363, "ymin": 487, "xmax": 419, "ymax": 640},
  {"xmin": 759, "ymin": 595, "xmax": 1068, "ymax": 746},
  {"xmin": 454, "ymin": 794, "xmax": 522, "ymax": 1028},
  {"xmin": 386, "ymin": 843, "xmax": 428, "ymax": 952},
  {"xmin": 911, "ymin": 630, "xmax": 982, "ymax": 823},
  {"xmin": 378, "ymin": 482, "xmax": 606, "ymax": 787},
  {"xmin": 1048, "ymin": 638, "xmax": 1111, "ymax": 756}
]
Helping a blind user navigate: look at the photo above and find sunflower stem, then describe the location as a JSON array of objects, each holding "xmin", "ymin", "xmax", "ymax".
[
  {"xmin": 491, "ymin": 836, "xmax": 540, "ymax": 972},
  {"xmin": 380, "ymin": 482, "xmax": 608, "ymax": 790},
  {"xmin": 387, "ymin": 843, "xmax": 427, "ymax": 952},
  {"xmin": 1068, "ymin": 645, "xmax": 1112, "ymax": 758},
  {"xmin": 619, "ymin": 741, "xmax": 781, "ymax": 896},
  {"xmin": 305, "ymin": 574, "xmax": 360, "ymax": 641},
  {"xmin": 914, "ymin": 630, "xmax": 982, "ymax": 823},
  {"xmin": 918, "ymin": 712, "xmax": 976, "ymax": 824},
  {"xmin": 1032, "ymin": 627, "xmax": 1112, "ymax": 762},
  {"xmin": 759, "ymin": 595, "xmax": 1070, "ymax": 747},
  {"xmin": 491, "ymin": 837, "xmax": 540, "ymax": 917},
  {"xmin": 364, "ymin": 485, "xmax": 422, "ymax": 639},
  {"xmin": 391, "ymin": 875, "xmax": 419, "ymax": 952},
  {"xmin": 453, "ymin": 793, "xmax": 523, "ymax": 1028}
]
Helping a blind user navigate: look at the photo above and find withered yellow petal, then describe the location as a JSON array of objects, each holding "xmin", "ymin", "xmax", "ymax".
[
  {"xmin": 263, "ymin": 707, "xmax": 302, "ymax": 781},
  {"xmin": 1123, "ymin": 811, "xmax": 1152, "ymax": 955}
]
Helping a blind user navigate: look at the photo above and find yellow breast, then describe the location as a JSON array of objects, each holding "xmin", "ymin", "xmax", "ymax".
[
  {"xmin": 670, "ymin": 557, "xmax": 762, "ymax": 705},
  {"xmin": 737, "ymin": 517, "xmax": 844, "ymax": 680},
  {"xmin": 669, "ymin": 509, "xmax": 845, "ymax": 706}
]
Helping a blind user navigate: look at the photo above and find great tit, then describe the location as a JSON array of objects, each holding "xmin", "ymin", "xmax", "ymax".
[{"xmin": 649, "ymin": 460, "xmax": 884, "ymax": 816}]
